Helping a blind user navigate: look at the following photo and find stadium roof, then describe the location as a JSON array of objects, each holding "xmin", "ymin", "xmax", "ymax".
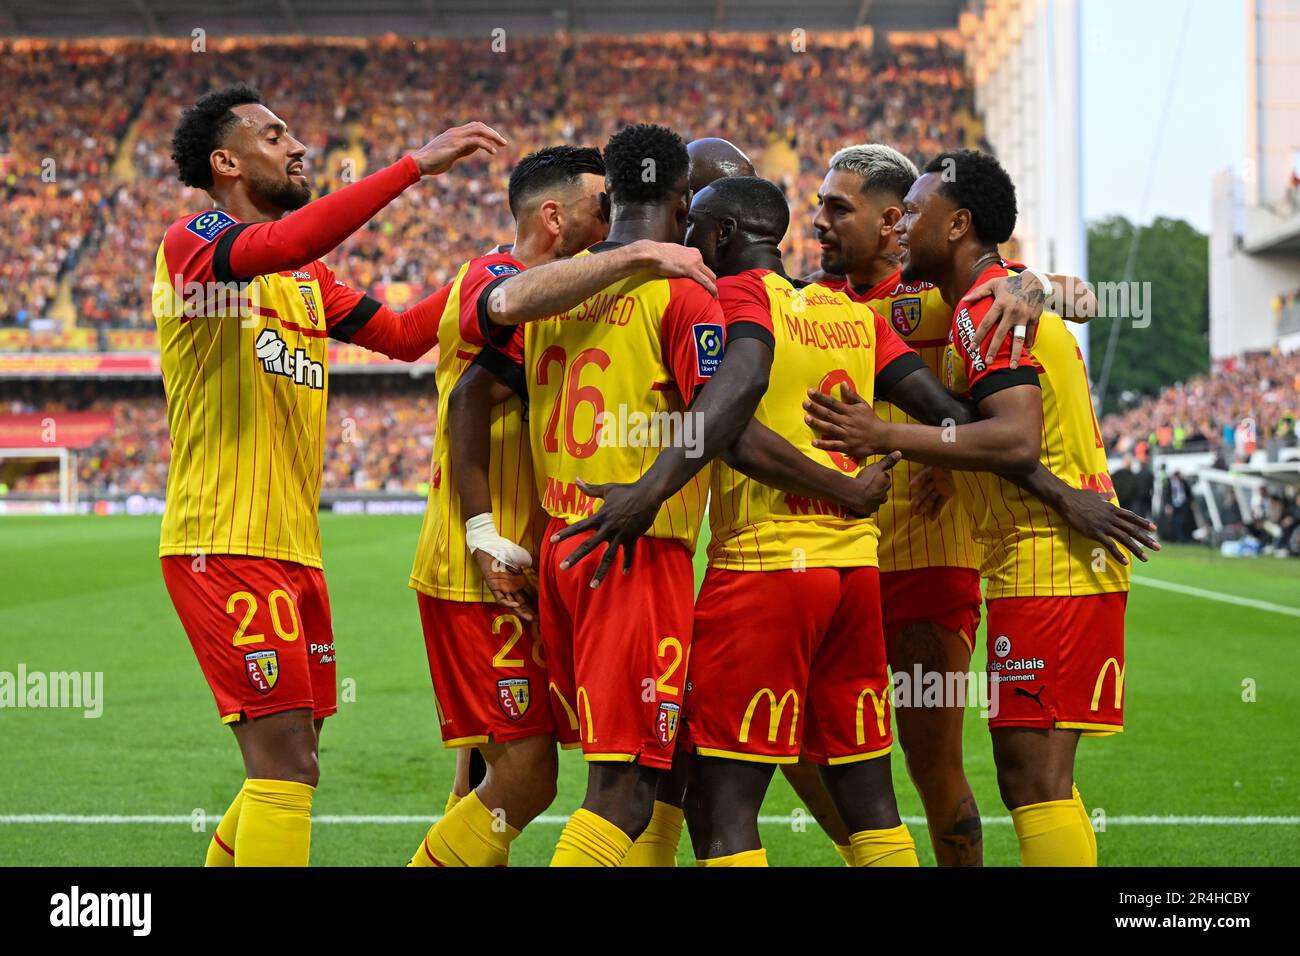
[{"xmin": 0, "ymin": 0, "xmax": 965, "ymax": 38}]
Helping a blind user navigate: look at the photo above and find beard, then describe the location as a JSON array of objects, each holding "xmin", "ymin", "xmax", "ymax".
[
  {"xmin": 818, "ymin": 244, "xmax": 844, "ymax": 276},
  {"xmin": 251, "ymin": 170, "xmax": 312, "ymax": 211}
]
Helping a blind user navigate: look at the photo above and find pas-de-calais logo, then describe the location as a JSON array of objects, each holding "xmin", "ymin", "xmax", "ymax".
[
  {"xmin": 692, "ymin": 323, "xmax": 724, "ymax": 378},
  {"xmin": 497, "ymin": 678, "xmax": 530, "ymax": 721},
  {"xmin": 298, "ymin": 285, "xmax": 320, "ymax": 326},
  {"xmin": 655, "ymin": 701, "xmax": 681, "ymax": 746},
  {"xmin": 891, "ymin": 296, "xmax": 921, "ymax": 336},
  {"xmin": 244, "ymin": 650, "xmax": 279, "ymax": 695},
  {"xmin": 993, "ymin": 635, "xmax": 1012, "ymax": 658}
]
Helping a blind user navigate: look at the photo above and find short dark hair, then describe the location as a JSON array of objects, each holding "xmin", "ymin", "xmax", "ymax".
[
  {"xmin": 171, "ymin": 84, "xmax": 263, "ymax": 190},
  {"xmin": 698, "ymin": 176, "xmax": 790, "ymax": 241},
  {"xmin": 922, "ymin": 149, "xmax": 1017, "ymax": 246},
  {"xmin": 507, "ymin": 146, "xmax": 606, "ymax": 217},
  {"xmin": 603, "ymin": 123, "xmax": 689, "ymax": 205}
]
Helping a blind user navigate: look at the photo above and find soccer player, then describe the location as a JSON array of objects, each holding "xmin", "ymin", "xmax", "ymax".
[
  {"xmin": 464, "ymin": 123, "xmax": 775, "ymax": 866},
  {"xmin": 785, "ymin": 143, "xmax": 1153, "ymax": 866},
  {"xmin": 405, "ymin": 145, "xmax": 709, "ymax": 865},
  {"xmin": 806, "ymin": 149, "xmax": 1137, "ymax": 866},
  {"xmin": 155, "ymin": 83, "xmax": 505, "ymax": 866},
  {"xmin": 677, "ymin": 175, "xmax": 930, "ymax": 866},
  {"xmin": 687, "ymin": 137, "xmax": 756, "ymax": 192}
]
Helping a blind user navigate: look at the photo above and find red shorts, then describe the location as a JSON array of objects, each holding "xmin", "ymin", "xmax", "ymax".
[
  {"xmin": 162, "ymin": 555, "xmax": 336, "ymax": 723},
  {"xmin": 985, "ymin": 592, "xmax": 1127, "ymax": 734},
  {"xmin": 538, "ymin": 516, "xmax": 695, "ymax": 770},
  {"xmin": 880, "ymin": 566, "xmax": 982, "ymax": 654},
  {"xmin": 683, "ymin": 566, "xmax": 892, "ymax": 766},
  {"xmin": 416, "ymin": 593, "xmax": 553, "ymax": 746}
]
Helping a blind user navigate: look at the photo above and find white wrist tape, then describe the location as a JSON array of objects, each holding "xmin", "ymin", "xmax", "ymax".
[
  {"xmin": 1025, "ymin": 268, "xmax": 1055, "ymax": 301},
  {"xmin": 465, "ymin": 513, "xmax": 533, "ymax": 570}
]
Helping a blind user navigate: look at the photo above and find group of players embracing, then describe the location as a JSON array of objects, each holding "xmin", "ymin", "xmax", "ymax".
[{"xmin": 155, "ymin": 83, "xmax": 1157, "ymax": 869}]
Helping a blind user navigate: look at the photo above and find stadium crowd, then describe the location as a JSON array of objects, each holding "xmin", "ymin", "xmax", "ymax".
[
  {"xmin": 2, "ymin": 379, "xmax": 438, "ymax": 497},
  {"xmin": 1, "ymin": 34, "xmax": 980, "ymax": 330},
  {"xmin": 1100, "ymin": 349, "xmax": 1300, "ymax": 464}
]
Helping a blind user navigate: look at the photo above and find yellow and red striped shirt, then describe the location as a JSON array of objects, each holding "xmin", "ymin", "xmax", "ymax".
[
  {"xmin": 153, "ymin": 209, "xmax": 378, "ymax": 569},
  {"xmin": 836, "ymin": 270, "xmax": 984, "ymax": 574},
  {"xmin": 708, "ymin": 270, "xmax": 916, "ymax": 571},
  {"xmin": 945, "ymin": 261, "xmax": 1130, "ymax": 599},
  {"xmin": 408, "ymin": 253, "xmax": 542, "ymax": 602},
  {"xmin": 523, "ymin": 242, "xmax": 723, "ymax": 550}
]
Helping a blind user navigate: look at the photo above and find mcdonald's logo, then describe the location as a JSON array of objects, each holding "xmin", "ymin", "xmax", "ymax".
[
  {"xmin": 549, "ymin": 682, "xmax": 580, "ymax": 733},
  {"xmin": 576, "ymin": 686, "xmax": 596, "ymax": 743},
  {"xmin": 739, "ymin": 688, "xmax": 798, "ymax": 745},
  {"xmin": 855, "ymin": 687, "xmax": 889, "ymax": 746},
  {"xmin": 1090, "ymin": 658, "xmax": 1125, "ymax": 712}
]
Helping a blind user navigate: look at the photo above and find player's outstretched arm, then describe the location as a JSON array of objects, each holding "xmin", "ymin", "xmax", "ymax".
[
  {"xmin": 447, "ymin": 363, "xmax": 536, "ymax": 619},
  {"xmin": 222, "ymin": 123, "xmax": 506, "ymax": 282},
  {"xmin": 552, "ymin": 336, "xmax": 773, "ymax": 587},
  {"xmin": 805, "ymin": 382, "xmax": 1042, "ymax": 475},
  {"xmin": 1004, "ymin": 468, "xmax": 1160, "ymax": 565},
  {"xmin": 726, "ymin": 420, "xmax": 901, "ymax": 518},
  {"xmin": 484, "ymin": 240, "xmax": 716, "ymax": 326}
]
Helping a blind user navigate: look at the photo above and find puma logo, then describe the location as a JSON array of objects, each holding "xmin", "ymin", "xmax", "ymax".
[{"xmin": 1014, "ymin": 686, "xmax": 1045, "ymax": 708}]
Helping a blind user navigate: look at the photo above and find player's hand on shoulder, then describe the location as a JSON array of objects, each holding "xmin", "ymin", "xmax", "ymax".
[
  {"xmin": 804, "ymin": 382, "xmax": 882, "ymax": 459},
  {"xmin": 965, "ymin": 272, "xmax": 1045, "ymax": 369},
  {"xmin": 470, "ymin": 548, "xmax": 537, "ymax": 621},
  {"xmin": 629, "ymin": 240, "xmax": 717, "ymax": 296},
  {"xmin": 1057, "ymin": 486, "xmax": 1160, "ymax": 566},
  {"xmin": 412, "ymin": 122, "xmax": 508, "ymax": 176},
  {"xmin": 847, "ymin": 450, "xmax": 902, "ymax": 517}
]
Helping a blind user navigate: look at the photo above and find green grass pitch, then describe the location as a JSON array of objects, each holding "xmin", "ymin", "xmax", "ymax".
[{"xmin": 1, "ymin": 514, "xmax": 1297, "ymax": 866}]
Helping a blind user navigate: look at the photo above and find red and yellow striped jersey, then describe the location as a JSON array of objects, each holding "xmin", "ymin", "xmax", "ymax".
[
  {"xmin": 945, "ymin": 261, "xmax": 1130, "ymax": 599},
  {"xmin": 844, "ymin": 270, "xmax": 984, "ymax": 573},
  {"xmin": 153, "ymin": 209, "xmax": 377, "ymax": 569},
  {"xmin": 409, "ymin": 253, "xmax": 542, "ymax": 602},
  {"xmin": 708, "ymin": 269, "xmax": 916, "ymax": 571},
  {"xmin": 523, "ymin": 242, "xmax": 723, "ymax": 550}
]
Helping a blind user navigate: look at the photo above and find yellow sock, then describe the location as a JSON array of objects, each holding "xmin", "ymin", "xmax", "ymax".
[
  {"xmin": 233, "ymin": 778, "xmax": 314, "ymax": 867},
  {"xmin": 410, "ymin": 791, "xmax": 519, "ymax": 867},
  {"xmin": 1011, "ymin": 798, "xmax": 1093, "ymax": 867},
  {"xmin": 621, "ymin": 801, "xmax": 684, "ymax": 867},
  {"xmin": 1073, "ymin": 784, "xmax": 1098, "ymax": 866},
  {"xmin": 444, "ymin": 791, "xmax": 463, "ymax": 816},
  {"xmin": 204, "ymin": 785, "xmax": 243, "ymax": 867},
  {"xmin": 697, "ymin": 848, "xmax": 768, "ymax": 867},
  {"xmin": 550, "ymin": 808, "xmax": 633, "ymax": 867},
  {"xmin": 832, "ymin": 842, "xmax": 855, "ymax": 867},
  {"xmin": 850, "ymin": 823, "xmax": 920, "ymax": 867}
]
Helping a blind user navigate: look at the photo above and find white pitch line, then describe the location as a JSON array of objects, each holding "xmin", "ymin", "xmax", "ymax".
[
  {"xmin": 1132, "ymin": 575, "xmax": 1300, "ymax": 618},
  {"xmin": 2, "ymin": 814, "xmax": 1297, "ymax": 826}
]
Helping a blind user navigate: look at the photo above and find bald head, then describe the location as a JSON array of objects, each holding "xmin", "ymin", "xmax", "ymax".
[
  {"xmin": 685, "ymin": 176, "xmax": 789, "ymax": 275},
  {"xmin": 687, "ymin": 137, "xmax": 756, "ymax": 193}
]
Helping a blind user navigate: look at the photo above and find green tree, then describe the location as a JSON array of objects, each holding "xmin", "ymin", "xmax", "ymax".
[{"xmin": 1087, "ymin": 215, "xmax": 1209, "ymax": 415}]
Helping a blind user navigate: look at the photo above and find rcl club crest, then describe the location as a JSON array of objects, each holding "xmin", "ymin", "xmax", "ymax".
[
  {"xmin": 891, "ymin": 296, "xmax": 921, "ymax": 336},
  {"xmin": 298, "ymin": 285, "xmax": 320, "ymax": 326},
  {"xmin": 497, "ymin": 678, "xmax": 531, "ymax": 721},
  {"xmin": 244, "ymin": 649, "xmax": 279, "ymax": 695},
  {"xmin": 655, "ymin": 701, "xmax": 681, "ymax": 746}
]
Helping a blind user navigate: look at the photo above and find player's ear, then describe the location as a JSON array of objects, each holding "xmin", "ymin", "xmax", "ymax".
[
  {"xmin": 949, "ymin": 208, "xmax": 971, "ymax": 242},
  {"xmin": 211, "ymin": 148, "xmax": 238, "ymax": 179},
  {"xmin": 880, "ymin": 205, "xmax": 903, "ymax": 235},
  {"xmin": 716, "ymin": 216, "xmax": 737, "ymax": 251},
  {"xmin": 539, "ymin": 198, "xmax": 563, "ymax": 238}
]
